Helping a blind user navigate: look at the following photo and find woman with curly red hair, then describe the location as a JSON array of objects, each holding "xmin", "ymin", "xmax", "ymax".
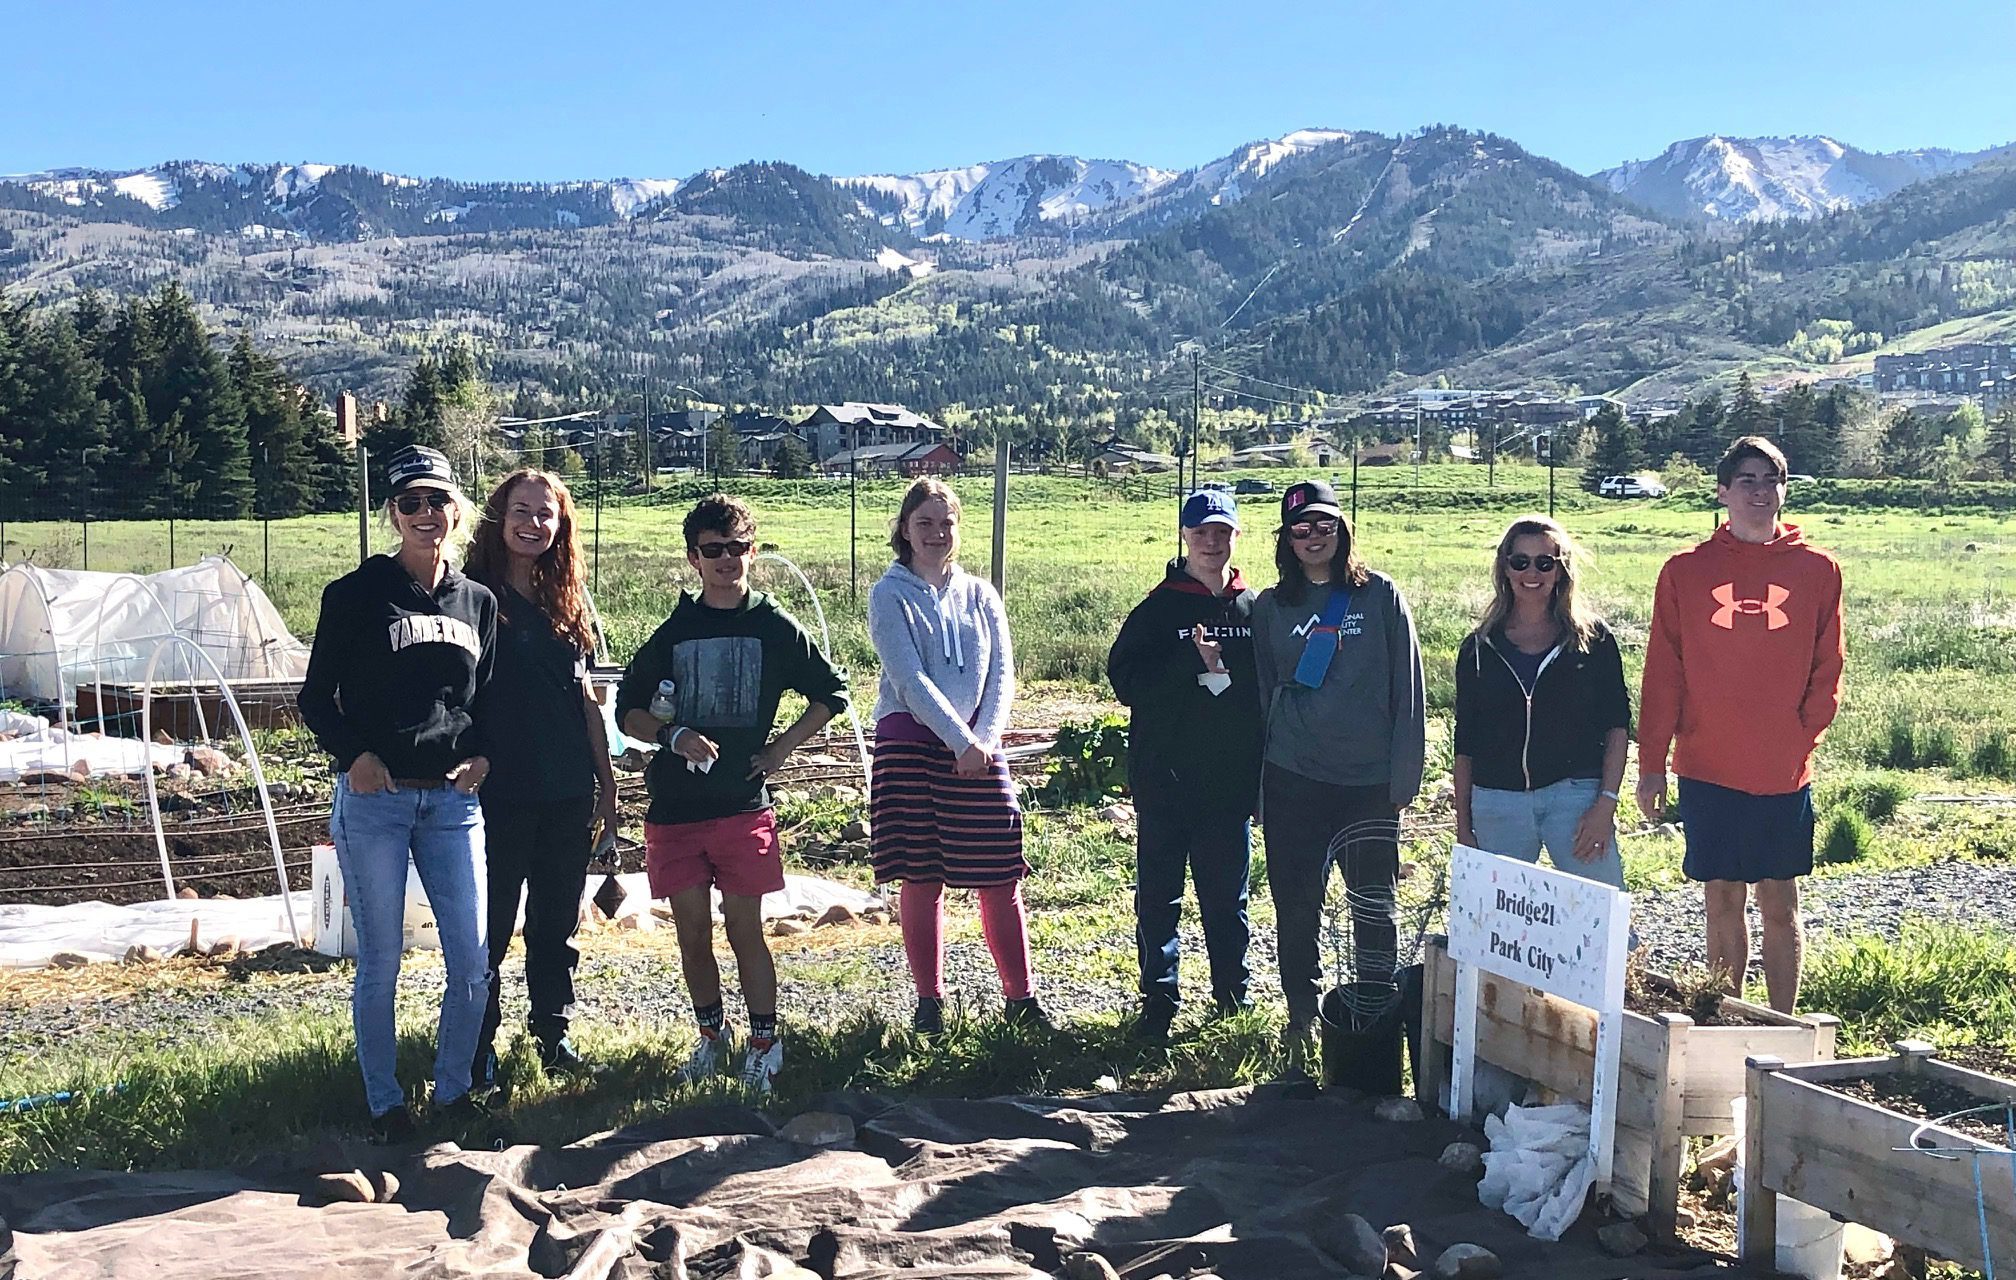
[{"xmin": 466, "ymin": 468, "xmax": 618, "ymax": 1082}]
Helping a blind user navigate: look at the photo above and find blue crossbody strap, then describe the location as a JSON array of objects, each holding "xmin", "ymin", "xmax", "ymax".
[{"xmin": 1291, "ymin": 586, "xmax": 1353, "ymax": 688}]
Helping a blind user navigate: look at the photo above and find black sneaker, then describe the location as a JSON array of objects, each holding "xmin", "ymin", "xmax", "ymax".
[
  {"xmin": 369, "ymin": 1105, "xmax": 417, "ymax": 1146},
  {"xmin": 539, "ymin": 1038, "xmax": 586, "ymax": 1076},
  {"xmin": 911, "ymin": 997, "xmax": 945, "ymax": 1036},
  {"xmin": 1135, "ymin": 1001, "xmax": 1176, "ymax": 1044},
  {"xmin": 433, "ymin": 1092, "xmax": 490, "ymax": 1128},
  {"xmin": 472, "ymin": 1046, "xmax": 499, "ymax": 1091},
  {"xmin": 1212, "ymin": 994, "xmax": 1254, "ymax": 1018},
  {"xmin": 1003, "ymin": 996, "xmax": 1053, "ymax": 1031}
]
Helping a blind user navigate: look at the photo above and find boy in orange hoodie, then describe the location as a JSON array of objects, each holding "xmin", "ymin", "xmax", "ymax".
[{"xmin": 1635, "ymin": 436, "xmax": 1845, "ymax": 1013}]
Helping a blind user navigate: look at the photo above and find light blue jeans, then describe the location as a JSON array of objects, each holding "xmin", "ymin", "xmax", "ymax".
[
  {"xmin": 1469, "ymin": 776, "xmax": 1626, "ymax": 890},
  {"xmin": 331, "ymin": 776, "xmax": 489, "ymax": 1117}
]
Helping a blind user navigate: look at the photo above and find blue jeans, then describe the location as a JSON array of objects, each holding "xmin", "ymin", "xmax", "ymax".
[
  {"xmin": 1469, "ymin": 776, "xmax": 1625, "ymax": 890},
  {"xmin": 331, "ymin": 776, "xmax": 490, "ymax": 1117},
  {"xmin": 1134, "ymin": 789, "xmax": 1252, "ymax": 1013}
]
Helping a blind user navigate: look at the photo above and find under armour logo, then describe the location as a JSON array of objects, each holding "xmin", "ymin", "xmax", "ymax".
[{"xmin": 1711, "ymin": 583, "xmax": 1790, "ymax": 630}]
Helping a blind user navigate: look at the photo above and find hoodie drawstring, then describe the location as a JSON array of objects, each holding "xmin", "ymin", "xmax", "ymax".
[{"xmin": 931, "ymin": 583, "xmax": 965, "ymax": 671}]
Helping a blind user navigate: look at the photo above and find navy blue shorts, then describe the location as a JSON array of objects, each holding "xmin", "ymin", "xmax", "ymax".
[{"xmin": 1678, "ymin": 777, "xmax": 1813, "ymax": 883}]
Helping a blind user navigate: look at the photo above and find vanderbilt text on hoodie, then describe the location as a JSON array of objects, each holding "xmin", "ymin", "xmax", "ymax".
[{"xmin": 1638, "ymin": 523, "xmax": 1845, "ymax": 796}]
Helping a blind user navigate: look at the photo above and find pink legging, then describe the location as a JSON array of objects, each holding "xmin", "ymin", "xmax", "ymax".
[{"xmin": 900, "ymin": 880, "xmax": 1033, "ymax": 1001}]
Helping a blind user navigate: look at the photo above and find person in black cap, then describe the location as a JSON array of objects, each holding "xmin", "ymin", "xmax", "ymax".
[
  {"xmin": 1250, "ymin": 479, "xmax": 1426, "ymax": 1076},
  {"xmin": 300, "ymin": 443, "xmax": 498, "ymax": 1143},
  {"xmin": 1107, "ymin": 489, "xmax": 1263, "ymax": 1043}
]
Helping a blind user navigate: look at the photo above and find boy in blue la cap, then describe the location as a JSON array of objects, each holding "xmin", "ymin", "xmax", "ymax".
[{"xmin": 1105, "ymin": 489, "xmax": 1264, "ymax": 1042}]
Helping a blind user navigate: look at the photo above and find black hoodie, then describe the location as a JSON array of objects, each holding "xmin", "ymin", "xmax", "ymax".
[
  {"xmin": 300, "ymin": 555, "xmax": 497, "ymax": 779},
  {"xmin": 1106, "ymin": 558, "xmax": 1263, "ymax": 814},
  {"xmin": 1453, "ymin": 622, "xmax": 1631, "ymax": 793}
]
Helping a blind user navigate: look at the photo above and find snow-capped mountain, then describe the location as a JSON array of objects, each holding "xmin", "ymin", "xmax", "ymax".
[
  {"xmin": 838, "ymin": 128, "xmax": 1356, "ymax": 240},
  {"xmin": 841, "ymin": 155, "xmax": 1179, "ymax": 238},
  {"xmin": 1595, "ymin": 135, "xmax": 2015, "ymax": 222}
]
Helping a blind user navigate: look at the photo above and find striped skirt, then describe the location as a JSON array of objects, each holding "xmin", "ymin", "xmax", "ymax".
[{"xmin": 870, "ymin": 736, "xmax": 1028, "ymax": 888}]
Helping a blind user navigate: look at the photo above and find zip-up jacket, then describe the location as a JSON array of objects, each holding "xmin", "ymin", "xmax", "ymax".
[
  {"xmin": 300, "ymin": 555, "xmax": 497, "ymax": 779},
  {"xmin": 1639, "ymin": 522, "xmax": 1845, "ymax": 795},
  {"xmin": 1453, "ymin": 622, "xmax": 1631, "ymax": 792},
  {"xmin": 1251, "ymin": 572, "xmax": 1428, "ymax": 808},
  {"xmin": 867, "ymin": 561, "xmax": 1013, "ymax": 753},
  {"xmin": 1106, "ymin": 558, "xmax": 1263, "ymax": 814}
]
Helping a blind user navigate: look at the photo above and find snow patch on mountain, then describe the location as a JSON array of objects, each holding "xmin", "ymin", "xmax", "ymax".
[
  {"xmin": 1596, "ymin": 134, "xmax": 2016, "ymax": 222},
  {"xmin": 1189, "ymin": 128, "xmax": 1355, "ymax": 204},
  {"xmin": 843, "ymin": 156, "xmax": 1176, "ymax": 239},
  {"xmin": 269, "ymin": 164, "xmax": 335, "ymax": 201},
  {"xmin": 604, "ymin": 178, "xmax": 681, "ymax": 216}
]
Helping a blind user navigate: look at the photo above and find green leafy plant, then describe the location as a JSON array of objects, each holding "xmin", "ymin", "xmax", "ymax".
[
  {"xmin": 1034, "ymin": 715, "xmax": 1129, "ymax": 809},
  {"xmin": 1817, "ymin": 809, "xmax": 1875, "ymax": 865}
]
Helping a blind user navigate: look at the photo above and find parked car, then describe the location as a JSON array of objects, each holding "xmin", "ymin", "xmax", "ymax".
[
  {"xmin": 1598, "ymin": 474, "xmax": 1667, "ymax": 499},
  {"xmin": 1199, "ymin": 481, "xmax": 1233, "ymax": 493},
  {"xmin": 1234, "ymin": 478, "xmax": 1275, "ymax": 495},
  {"xmin": 1788, "ymin": 473, "xmax": 1816, "ymax": 485}
]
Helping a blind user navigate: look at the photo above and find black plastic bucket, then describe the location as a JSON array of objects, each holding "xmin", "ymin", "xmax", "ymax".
[{"xmin": 1319, "ymin": 963, "xmax": 1424, "ymax": 1095}]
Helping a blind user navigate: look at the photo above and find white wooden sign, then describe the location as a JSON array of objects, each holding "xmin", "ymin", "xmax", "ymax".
[{"xmin": 1446, "ymin": 843, "xmax": 1631, "ymax": 1189}]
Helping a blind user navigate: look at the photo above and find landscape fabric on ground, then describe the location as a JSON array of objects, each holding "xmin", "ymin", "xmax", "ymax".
[{"xmin": 0, "ymin": 1085, "xmax": 1778, "ymax": 1279}]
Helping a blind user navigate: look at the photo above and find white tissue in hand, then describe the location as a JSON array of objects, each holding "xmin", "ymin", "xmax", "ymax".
[{"xmin": 1197, "ymin": 671, "xmax": 1233, "ymax": 696}]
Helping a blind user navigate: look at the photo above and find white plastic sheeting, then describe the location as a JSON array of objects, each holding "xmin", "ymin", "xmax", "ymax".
[
  {"xmin": 1477, "ymin": 1101, "xmax": 1597, "ymax": 1241},
  {"xmin": 0, "ymin": 707, "xmax": 184, "ymax": 782},
  {"xmin": 0, "ymin": 873, "xmax": 886, "ymax": 969},
  {"xmin": 0, "ymin": 556, "xmax": 309, "ymax": 709}
]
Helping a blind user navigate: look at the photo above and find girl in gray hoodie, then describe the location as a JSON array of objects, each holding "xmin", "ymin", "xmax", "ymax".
[{"xmin": 867, "ymin": 478, "xmax": 1046, "ymax": 1034}]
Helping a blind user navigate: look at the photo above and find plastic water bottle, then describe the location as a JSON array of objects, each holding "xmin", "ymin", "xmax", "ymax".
[{"xmin": 649, "ymin": 679, "xmax": 676, "ymax": 720}]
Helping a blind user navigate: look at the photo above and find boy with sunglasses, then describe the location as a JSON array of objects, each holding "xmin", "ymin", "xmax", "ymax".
[{"xmin": 617, "ymin": 494, "xmax": 849, "ymax": 1094}]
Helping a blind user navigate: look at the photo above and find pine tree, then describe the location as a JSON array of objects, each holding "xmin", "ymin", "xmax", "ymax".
[
  {"xmin": 231, "ymin": 333, "xmax": 319, "ymax": 518},
  {"xmin": 144, "ymin": 283, "xmax": 252, "ymax": 518},
  {"xmin": 1881, "ymin": 409, "xmax": 1932, "ymax": 478},
  {"xmin": 772, "ymin": 434, "xmax": 813, "ymax": 478},
  {"xmin": 1982, "ymin": 405, "xmax": 2016, "ymax": 480},
  {"xmin": 22, "ymin": 314, "xmax": 108, "ymax": 518},
  {"xmin": 709, "ymin": 416, "xmax": 741, "ymax": 477},
  {"xmin": 1725, "ymin": 373, "xmax": 1772, "ymax": 443},
  {"xmin": 1680, "ymin": 391, "xmax": 1725, "ymax": 466},
  {"xmin": 1581, "ymin": 404, "xmax": 1642, "ymax": 493},
  {"xmin": 0, "ymin": 294, "xmax": 40, "ymax": 517},
  {"xmin": 1773, "ymin": 383, "xmax": 1823, "ymax": 477},
  {"xmin": 395, "ymin": 357, "xmax": 450, "ymax": 450}
]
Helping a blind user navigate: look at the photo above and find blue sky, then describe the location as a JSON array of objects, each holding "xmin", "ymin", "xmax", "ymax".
[{"xmin": 7, "ymin": 1, "xmax": 2013, "ymax": 180}]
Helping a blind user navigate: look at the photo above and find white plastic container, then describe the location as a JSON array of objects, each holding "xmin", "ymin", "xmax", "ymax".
[
  {"xmin": 1732, "ymin": 1095, "xmax": 1845, "ymax": 1280},
  {"xmin": 308, "ymin": 842, "xmax": 441, "ymax": 958}
]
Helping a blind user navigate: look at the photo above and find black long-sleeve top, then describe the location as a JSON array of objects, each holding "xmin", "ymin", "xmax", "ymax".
[{"xmin": 299, "ymin": 554, "xmax": 497, "ymax": 779}]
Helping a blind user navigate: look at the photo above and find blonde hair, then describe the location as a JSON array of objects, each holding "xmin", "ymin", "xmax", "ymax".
[
  {"xmin": 890, "ymin": 477, "xmax": 962, "ymax": 565},
  {"xmin": 1473, "ymin": 515, "xmax": 1598, "ymax": 651},
  {"xmin": 383, "ymin": 487, "xmax": 477, "ymax": 560}
]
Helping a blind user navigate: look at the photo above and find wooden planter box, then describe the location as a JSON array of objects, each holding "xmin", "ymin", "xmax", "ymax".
[
  {"xmin": 1744, "ymin": 1041, "xmax": 2016, "ymax": 1273},
  {"xmin": 1417, "ymin": 936, "xmax": 1840, "ymax": 1236}
]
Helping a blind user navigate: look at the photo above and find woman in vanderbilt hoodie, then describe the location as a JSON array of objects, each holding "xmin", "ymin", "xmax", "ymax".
[
  {"xmin": 300, "ymin": 445, "xmax": 497, "ymax": 1143},
  {"xmin": 868, "ymin": 477, "xmax": 1046, "ymax": 1035},
  {"xmin": 1251, "ymin": 480, "xmax": 1426, "ymax": 1071}
]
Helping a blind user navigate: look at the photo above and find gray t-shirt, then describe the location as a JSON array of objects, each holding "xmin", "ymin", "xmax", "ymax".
[{"xmin": 1250, "ymin": 571, "xmax": 1428, "ymax": 807}]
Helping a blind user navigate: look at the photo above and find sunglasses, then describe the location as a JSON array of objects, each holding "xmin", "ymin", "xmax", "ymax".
[
  {"xmin": 1505, "ymin": 553, "xmax": 1562, "ymax": 572},
  {"xmin": 693, "ymin": 539, "xmax": 753, "ymax": 559},
  {"xmin": 393, "ymin": 492, "xmax": 452, "ymax": 516},
  {"xmin": 1287, "ymin": 518, "xmax": 1339, "ymax": 540}
]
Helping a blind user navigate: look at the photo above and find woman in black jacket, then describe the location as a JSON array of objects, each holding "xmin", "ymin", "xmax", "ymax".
[
  {"xmin": 1453, "ymin": 515, "xmax": 1630, "ymax": 888},
  {"xmin": 300, "ymin": 445, "xmax": 496, "ymax": 1143},
  {"xmin": 466, "ymin": 469, "xmax": 618, "ymax": 1083}
]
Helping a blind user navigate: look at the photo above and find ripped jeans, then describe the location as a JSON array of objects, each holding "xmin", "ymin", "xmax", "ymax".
[{"xmin": 332, "ymin": 776, "xmax": 489, "ymax": 1116}]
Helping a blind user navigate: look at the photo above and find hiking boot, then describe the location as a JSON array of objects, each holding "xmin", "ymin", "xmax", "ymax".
[
  {"xmin": 369, "ymin": 1105, "xmax": 417, "ymax": 1146},
  {"xmin": 1134, "ymin": 1000, "xmax": 1176, "ymax": 1044},
  {"xmin": 432, "ymin": 1092, "xmax": 490, "ymax": 1130},
  {"xmin": 681, "ymin": 1025, "xmax": 736, "ymax": 1084},
  {"xmin": 1003, "ymin": 996, "xmax": 1053, "ymax": 1031},
  {"xmin": 738, "ymin": 1036, "xmax": 783, "ymax": 1096},
  {"xmin": 539, "ymin": 1038, "xmax": 586, "ymax": 1076},
  {"xmin": 911, "ymin": 996, "xmax": 945, "ymax": 1036}
]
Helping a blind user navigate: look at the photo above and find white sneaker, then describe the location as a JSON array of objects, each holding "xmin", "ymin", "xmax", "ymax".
[
  {"xmin": 681, "ymin": 1025, "xmax": 735, "ymax": 1084},
  {"xmin": 738, "ymin": 1036, "xmax": 783, "ymax": 1095}
]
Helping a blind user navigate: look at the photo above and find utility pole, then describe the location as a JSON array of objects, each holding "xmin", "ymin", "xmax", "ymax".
[
  {"xmin": 355, "ymin": 443, "xmax": 371, "ymax": 566},
  {"xmin": 1190, "ymin": 348, "xmax": 1203, "ymax": 499}
]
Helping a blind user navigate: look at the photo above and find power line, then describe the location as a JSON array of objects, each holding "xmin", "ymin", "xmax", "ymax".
[
  {"xmin": 1202, "ymin": 381, "xmax": 1318, "ymax": 410},
  {"xmin": 1200, "ymin": 364, "xmax": 1332, "ymax": 400}
]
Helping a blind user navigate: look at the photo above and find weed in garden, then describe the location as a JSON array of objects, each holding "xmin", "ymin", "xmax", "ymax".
[
  {"xmin": 1965, "ymin": 729, "xmax": 2016, "ymax": 781},
  {"xmin": 1801, "ymin": 920, "xmax": 2016, "ymax": 1054},
  {"xmin": 1819, "ymin": 772, "xmax": 1914, "ymax": 824},
  {"xmin": 1817, "ymin": 810, "xmax": 1875, "ymax": 865}
]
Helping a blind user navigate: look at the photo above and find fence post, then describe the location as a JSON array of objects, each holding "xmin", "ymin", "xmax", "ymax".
[
  {"xmin": 991, "ymin": 436, "xmax": 1010, "ymax": 596},
  {"xmin": 355, "ymin": 442, "xmax": 371, "ymax": 566},
  {"xmin": 82, "ymin": 512, "xmax": 91, "ymax": 570}
]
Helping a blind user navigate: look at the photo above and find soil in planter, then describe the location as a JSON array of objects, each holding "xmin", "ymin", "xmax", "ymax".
[
  {"xmin": 1833, "ymin": 1069, "xmax": 2016, "ymax": 1148},
  {"xmin": 1623, "ymin": 956, "xmax": 1777, "ymax": 1026}
]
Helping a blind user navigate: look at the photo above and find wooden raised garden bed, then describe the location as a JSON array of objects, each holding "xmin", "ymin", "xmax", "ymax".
[
  {"xmin": 1417, "ymin": 935, "xmax": 1840, "ymax": 1237},
  {"xmin": 1743, "ymin": 1040, "xmax": 2016, "ymax": 1273}
]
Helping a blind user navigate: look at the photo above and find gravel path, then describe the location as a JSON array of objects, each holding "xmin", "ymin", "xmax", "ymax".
[{"xmin": 11, "ymin": 862, "xmax": 2016, "ymax": 1060}]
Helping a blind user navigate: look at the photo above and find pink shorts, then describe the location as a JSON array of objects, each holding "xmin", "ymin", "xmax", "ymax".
[{"xmin": 645, "ymin": 810, "xmax": 784, "ymax": 900}]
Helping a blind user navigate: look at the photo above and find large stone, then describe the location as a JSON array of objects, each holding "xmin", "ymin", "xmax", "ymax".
[
  {"xmin": 1432, "ymin": 1243, "xmax": 1502, "ymax": 1279},
  {"xmin": 121, "ymin": 944, "xmax": 163, "ymax": 965},
  {"xmin": 366, "ymin": 1170, "xmax": 401, "ymax": 1203},
  {"xmin": 1382, "ymin": 1223, "xmax": 1421, "ymax": 1268},
  {"xmin": 187, "ymin": 746, "xmax": 233, "ymax": 776},
  {"xmin": 1314, "ymin": 1212, "xmax": 1386, "ymax": 1275},
  {"xmin": 1373, "ymin": 1096, "xmax": 1424, "ymax": 1122},
  {"xmin": 177, "ymin": 886, "xmax": 200, "ymax": 899},
  {"xmin": 813, "ymin": 904, "xmax": 857, "ymax": 928},
  {"xmin": 769, "ymin": 918, "xmax": 812, "ymax": 937},
  {"xmin": 1596, "ymin": 1222, "xmax": 1648, "ymax": 1257},
  {"xmin": 310, "ymin": 1171, "xmax": 374, "ymax": 1203},
  {"xmin": 1437, "ymin": 1141, "xmax": 1485, "ymax": 1175},
  {"xmin": 48, "ymin": 951, "xmax": 90, "ymax": 969},
  {"xmin": 777, "ymin": 1110, "xmax": 856, "ymax": 1147},
  {"xmin": 1063, "ymin": 1253, "xmax": 1120, "ymax": 1280},
  {"xmin": 1694, "ymin": 1133, "xmax": 1739, "ymax": 1175}
]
